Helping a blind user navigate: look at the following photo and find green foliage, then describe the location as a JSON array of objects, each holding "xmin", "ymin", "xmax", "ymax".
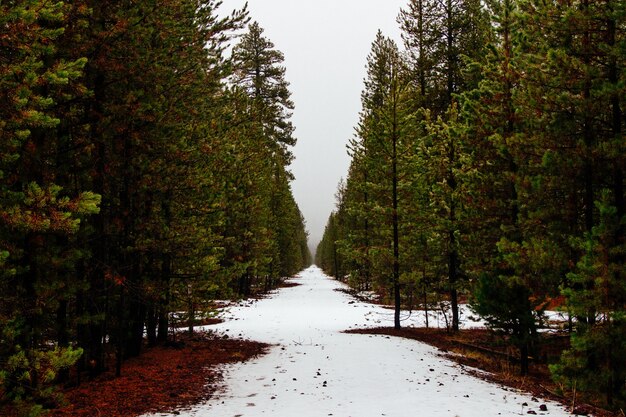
[
  {"xmin": 321, "ymin": 0, "xmax": 626, "ymax": 402},
  {"xmin": 551, "ymin": 320, "xmax": 626, "ymax": 409},
  {"xmin": 552, "ymin": 192, "xmax": 626, "ymax": 407},
  {"xmin": 321, "ymin": 0, "xmax": 491, "ymax": 333},
  {"xmin": 231, "ymin": 21, "xmax": 296, "ymax": 165},
  {"xmin": 1, "ymin": 319, "xmax": 83, "ymax": 416},
  {"xmin": 0, "ymin": 1, "xmax": 308, "ymax": 414},
  {"xmin": 472, "ymin": 272, "xmax": 539, "ymax": 342},
  {"xmin": 471, "ymin": 270, "xmax": 541, "ymax": 375},
  {"xmin": 509, "ymin": 0, "xmax": 626, "ymax": 406},
  {"xmin": 223, "ymin": 21, "xmax": 308, "ymax": 297},
  {"xmin": 0, "ymin": 1, "xmax": 100, "ymax": 412}
]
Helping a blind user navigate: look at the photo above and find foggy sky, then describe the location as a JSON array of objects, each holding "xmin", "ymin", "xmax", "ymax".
[{"xmin": 219, "ymin": 0, "xmax": 408, "ymax": 254}]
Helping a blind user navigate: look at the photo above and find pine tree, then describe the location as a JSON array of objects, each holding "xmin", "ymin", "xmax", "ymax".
[
  {"xmin": 459, "ymin": 0, "xmax": 544, "ymax": 374},
  {"xmin": 0, "ymin": 2, "xmax": 99, "ymax": 413},
  {"xmin": 419, "ymin": 104, "xmax": 470, "ymax": 332},
  {"xmin": 517, "ymin": 0, "xmax": 626, "ymax": 407},
  {"xmin": 228, "ymin": 21, "xmax": 303, "ymax": 295},
  {"xmin": 345, "ymin": 32, "xmax": 415, "ymax": 329},
  {"xmin": 554, "ymin": 192, "xmax": 626, "ymax": 408},
  {"xmin": 399, "ymin": 0, "xmax": 488, "ymax": 115},
  {"xmin": 231, "ymin": 21, "xmax": 296, "ymax": 165},
  {"xmin": 399, "ymin": 0, "xmax": 489, "ymax": 331}
]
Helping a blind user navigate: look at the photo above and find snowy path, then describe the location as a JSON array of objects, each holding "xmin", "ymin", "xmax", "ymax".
[{"xmin": 147, "ymin": 266, "xmax": 573, "ymax": 417}]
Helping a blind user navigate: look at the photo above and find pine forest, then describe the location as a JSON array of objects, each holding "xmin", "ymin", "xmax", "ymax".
[
  {"xmin": 317, "ymin": 0, "xmax": 626, "ymax": 412},
  {"xmin": 0, "ymin": 2, "xmax": 309, "ymax": 415},
  {"xmin": 1, "ymin": 0, "xmax": 626, "ymax": 416}
]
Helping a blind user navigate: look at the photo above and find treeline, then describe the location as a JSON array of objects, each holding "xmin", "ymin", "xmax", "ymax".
[
  {"xmin": 0, "ymin": 1, "xmax": 309, "ymax": 414},
  {"xmin": 317, "ymin": 0, "xmax": 626, "ymax": 408}
]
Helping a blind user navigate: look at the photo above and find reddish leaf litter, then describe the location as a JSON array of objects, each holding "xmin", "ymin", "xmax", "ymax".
[
  {"xmin": 175, "ymin": 318, "xmax": 224, "ymax": 328},
  {"xmin": 345, "ymin": 327, "xmax": 614, "ymax": 417},
  {"xmin": 49, "ymin": 333, "xmax": 269, "ymax": 417}
]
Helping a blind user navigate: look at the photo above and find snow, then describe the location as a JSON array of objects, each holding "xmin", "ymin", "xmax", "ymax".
[
  {"xmin": 145, "ymin": 266, "xmax": 576, "ymax": 417},
  {"xmin": 384, "ymin": 301, "xmax": 487, "ymax": 330}
]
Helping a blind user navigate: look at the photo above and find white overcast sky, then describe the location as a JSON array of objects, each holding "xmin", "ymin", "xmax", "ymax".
[{"xmin": 218, "ymin": 0, "xmax": 408, "ymax": 252}]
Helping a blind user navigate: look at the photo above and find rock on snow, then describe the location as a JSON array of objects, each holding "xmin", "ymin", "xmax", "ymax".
[{"xmin": 145, "ymin": 266, "xmax": 573, "ymax": 417}]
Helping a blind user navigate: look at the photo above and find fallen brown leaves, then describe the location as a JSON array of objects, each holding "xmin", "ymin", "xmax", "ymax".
[{"xmin": 50, "ymin": 333, "xmax": 269, "ymax": 417}]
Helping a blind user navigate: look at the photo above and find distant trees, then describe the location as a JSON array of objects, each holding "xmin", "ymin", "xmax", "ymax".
[
  {"xmin": 318, "ymin": 0, "xmax": 626, "ymax": 403},
  {"xmin": 316, "ymin": 210, "xmax": 344, "ymax": 279},
  {"xmin": 0, "ymin": 3, "xmax": 309, "ymax": 415},
  {"xmin": 224, "ymin": 20, "xmax": 308, "ymax": 296}
]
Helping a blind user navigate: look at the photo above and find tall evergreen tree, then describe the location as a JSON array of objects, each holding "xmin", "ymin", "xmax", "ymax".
[
  {"xmin": 460, "ymin": 0, "xmax": 544, "ymax": 375},
  {"xmin": 514, "ymin": 0, "xmax": 626, "ymax": 407},
  {"xmin": 228, "ymin": 21, "xmax": 305, "ymax": 295},
  {"xmin": 0, "ymin": 2, "xmax": 99, "ymax": 413},
  {"xmin": 231, "ymin": 21, "xmax": 296, "ymax": 165},
  {"xmin": 399, "ymin": 0, "xmax": 488, "ymax": 331},
  {"xmin": 345, "ymin": 32, "xmax": 414, "ymax": 329}
]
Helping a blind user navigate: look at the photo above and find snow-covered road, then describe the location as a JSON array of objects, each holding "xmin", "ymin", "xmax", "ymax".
[{"xmin": 148, "ymin": 266, "xmax": 573, "ymax": 417}]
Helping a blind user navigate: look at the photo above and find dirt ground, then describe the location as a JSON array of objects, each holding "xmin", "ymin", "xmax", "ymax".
[{"xmin": 46, "ymin": 333, "xmax": 269, "ymax": 417}]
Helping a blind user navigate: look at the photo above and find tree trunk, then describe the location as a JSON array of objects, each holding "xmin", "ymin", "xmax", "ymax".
[
  {"xmin": 364, "ymin": 168, "xmax": 371, "ymax": 291},
  {"xmin": 157, "ymin": 280, "xmax": 170, "ymax": 343},
  {"xmin": 449, "ymin": 140, "xmax": 459, "ymax": 332},
  {"xmin": 125, "ymin": 255, "xmax": 145, "ymax": 358},
  {"xmin": 423, "ymin": 290, "xmax": 429, "ymax": 329},
  {"xmin": 158, "ymin": 199, "xmax": 173, "ymax": 343},
  {"xmin": 607, "ymin": 7, "xmax": 623, "ymax": 405},
  {"xmin": 56, "ymin": 299, "xmax": 70, "ymax": 383},
  {"xmin": 520, "ymin": 342, "xmax": 529, "ymax": 376},
  {"xmin": 392, "ymin": 69, "xmax": 401, "ymax": 330},
  {"xmin": 146, "ymin": 304, "xmax": 157, "ymax": 346},
  {"xmin": 332, "ymin": 240, "xmax": 339, "ymax": 279},
  {"xmin": 607, "ymin": 0, "xmax": 624, "ymax": 248},
  {"xmin": 581, "ymin": 2, "xmax": 597, "ymax": 324},
  {"xmin": 188, "ymin": 284, "xmax": 195, "ymax": 335},
  {"xmin": 116, "ymin": 284, "xmax": 124, "ymax": 378},
  {"xmin": 21, "ymin": 233, "xmax": 40, "ymax": 391}
]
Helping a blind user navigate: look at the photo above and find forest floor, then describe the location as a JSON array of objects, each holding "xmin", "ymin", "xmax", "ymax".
[
  {"xmin": 44, "ymin": 323, "xmax": 609, "ymax": 417},
  {"xmin": 43, "ymin": 281, "xmax": 304, "ymax": 416},
  {"xmin": 345, "ymin": 327, "xmax": 613, "ymax": 417},
  {"xmin": 10, "ymin": 272, "xmax": 609, "ymax": 417},
  {"xmin": 0, "ymin": 282, "xmax": 306, "ymax": 416},
  {"xmin": 47, "ymin": 333, "xmax": 269, "ymax": 417},
  {"xmin": 145, "ymin": 267, "xmax": 577, "ymax": 417}
]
